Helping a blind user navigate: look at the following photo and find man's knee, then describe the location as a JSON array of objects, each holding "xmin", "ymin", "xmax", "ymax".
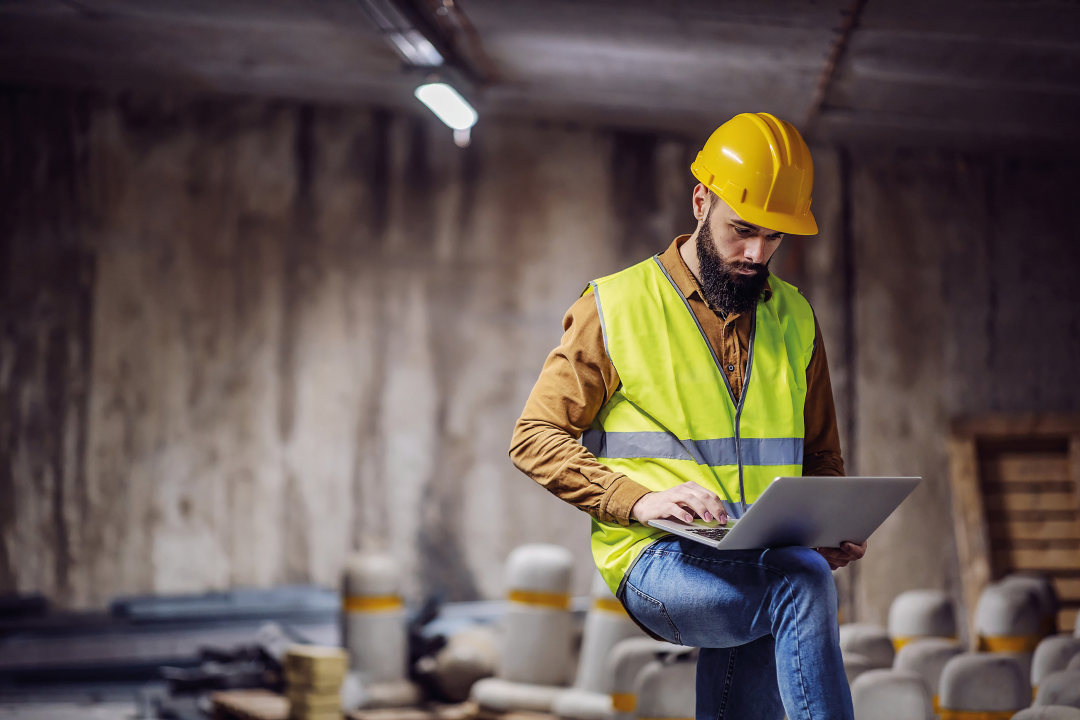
[{"xmin": 767, "ymin": 546, "xmax": 835, "ymax": 592}]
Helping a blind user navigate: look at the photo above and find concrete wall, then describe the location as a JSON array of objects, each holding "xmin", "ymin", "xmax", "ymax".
[
  {"xmin": 800, "ymin": 149, "xmax": 1080, "ymax": 631},
  {"xmin": 0, "ymin": 87, "xmax": 699, "ymax": 609},
  {"xmin": 3, "ymin": 87, "xmax": 1079, "ymax": 624}
]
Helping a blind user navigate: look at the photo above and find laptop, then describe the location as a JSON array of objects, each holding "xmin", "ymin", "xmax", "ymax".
[{"xmin": 647, "ymin": 476, "xmax": 920, "ymax": 550}]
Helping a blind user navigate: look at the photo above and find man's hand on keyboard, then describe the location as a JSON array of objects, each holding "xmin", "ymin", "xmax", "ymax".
[{"xmin": 630, "ymin": 481, "xmax": 729, "ymax": 526}]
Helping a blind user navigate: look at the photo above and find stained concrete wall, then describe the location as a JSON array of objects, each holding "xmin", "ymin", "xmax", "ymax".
[
  {"xmin": 799, "ymin": 149, "xmax": 1080, "ymax": 631},
  {"xmin": 3, "ymin": 87, "xmax": 1079, "ymax": 624},
  {"xmin": 0, "ymin": 87, "xmax": 701, "ymax": 609}
]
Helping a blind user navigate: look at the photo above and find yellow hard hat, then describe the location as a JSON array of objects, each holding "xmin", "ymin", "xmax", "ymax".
[{"xmin": 690, "ymin": 113, "xmax": 817, "ymax": 235}]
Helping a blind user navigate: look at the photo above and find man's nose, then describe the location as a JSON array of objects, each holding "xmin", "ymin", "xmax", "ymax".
[{"xmin": 744, "ymin": 238, "xmax": 766, "ymax": 264}]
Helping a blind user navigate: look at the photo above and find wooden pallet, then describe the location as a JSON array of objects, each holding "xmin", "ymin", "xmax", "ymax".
[{"xmin": 948, "ymin": 414, "xmax": 1080, "ymax": 642}]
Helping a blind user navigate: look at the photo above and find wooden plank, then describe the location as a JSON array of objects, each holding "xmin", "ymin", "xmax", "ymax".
[
  {"xmin": 991, "ymin": 455, "xmax": 1070, "ymax": 483},
  {"xmin": 211, "ymin": 690, "xmax": 289, "ymax": 720},
  {"xmin": 993, "ymin": 548, "xmax": 1080, "ymax": 571},
  {"xmin": 1059, "ymin": 607, "xmax": 1078, "ymax": 633},
  {"xmin": 984, "ymin": 492, "xmax": 1077, "ymax": 512},
  {"xmin": 1053, "ymin": 577, "xmax": 1080, "ymax": 601},
  {"xmin": 989, "ymin": 520, "xmax": 1080, "ymax": 541},
  {"xmin": 948, "ymin": 435, "xmax": 991, "ymax": 650}
]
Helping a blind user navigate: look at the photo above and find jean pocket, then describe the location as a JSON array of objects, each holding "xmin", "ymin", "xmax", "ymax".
[{"xmin": 624, "ymin": 581, "xmax": 682, "ymax": 645}]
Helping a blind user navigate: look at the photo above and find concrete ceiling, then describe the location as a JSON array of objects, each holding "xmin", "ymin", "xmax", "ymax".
[{"xmin": 1, "ymin": 0, "xmax": 1078, "ymax": 149}]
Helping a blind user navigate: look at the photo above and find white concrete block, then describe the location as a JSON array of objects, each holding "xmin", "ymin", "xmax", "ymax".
[
  {"xmin": 893, "ymin": 637, "xmax": 963, "ymax": 702},
  {"xmin": 976, "ymin": 581, "xmax": 1043, "ymax": 652},
  {"xmin": 574, "ymin": 571, "xmax": 644, "ymax": 694},
  {"xmin": 552, "ymin": 689, "xmax": 613, "ymax": 720},
  {"xmin": 1034, "ymin": 670, "xmax": 1080, "ymax": 708},
  {"xmin": 845, "ymin": 653, "xmax": 875, "ymax": 685},
  {"xmin": 502, "ymin": 544, "xmax": 575, "ymax": 686},
  {"xmin": 939, "ymin": 652, "xmax": 1031, "ymax": 713},
  {"xmin": 634, "ymin": 659, "xmax": 696, "ymax": 720},
  {"xmin": 429, "ymin": 626, "xmax": 499, "ymax": 702},
  {"xmin": 471, "ymin": 678, "xmax": 566, "ymax": 713},
  {"xmin": 1032, "ymin": 636, "xmax": 1080, "ymax": 690},
  {"xmin": 840, "ymin": 624, "xmax": 895, "ymax": 669},
  {"xmin": 888, "ymin": 590, "xmax": 956, "ymax": 649},
  {"xmin": 1003, "ymin": 574, "xmax": 1060, "ymax": 635},
  {"xmin": 850, "ymin": 669, "xmax": 934, "ymax": 720},
  {"xmin": 606, "ymin": 638, "xmax": 680, "ymax": 720},
  {"xmin": 1012, "ymin": 708, "xmax": 1080, "ymax": 720},
  {"xmin": 342, "ymin": 553, "xmax": 409, "ymax": 685}
]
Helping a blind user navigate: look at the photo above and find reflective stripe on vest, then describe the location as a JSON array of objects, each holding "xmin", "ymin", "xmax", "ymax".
[{"xmin": 586, "ymin": 255, "xmax": 816, "ymax": 596}]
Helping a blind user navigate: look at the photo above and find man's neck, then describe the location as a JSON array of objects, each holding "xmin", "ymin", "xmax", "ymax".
[{"xmin": 679, "ymin": 232, "xmax": 702, "ymax": 285}]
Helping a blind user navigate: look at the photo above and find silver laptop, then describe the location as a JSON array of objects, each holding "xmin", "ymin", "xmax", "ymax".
[{"xmin": 648, "ymin": 476, "xmax": 920, "ymax": 550}]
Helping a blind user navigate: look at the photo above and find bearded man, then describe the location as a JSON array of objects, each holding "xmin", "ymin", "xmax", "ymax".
[{"xmin": 510, "ymin": 114, "xmax": 863, "ymax": 719}]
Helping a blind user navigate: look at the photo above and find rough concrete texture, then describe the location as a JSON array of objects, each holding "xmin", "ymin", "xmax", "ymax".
[
  {"xmin": 0, "ymin": 86, "xmax": 699, "ymax": 608},
  {"xmin": 821, "ymin": 150, "xmax": 1080, "ymax": 632},
  {"xmin": 3, "ymin": 86, "xmax": 1080, "ymax": 620}
]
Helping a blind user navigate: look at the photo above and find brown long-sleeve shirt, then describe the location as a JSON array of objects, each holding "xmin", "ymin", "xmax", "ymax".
[{"xmin": 510, "ymin": 236, "xmax": 845, "ymax": 526}]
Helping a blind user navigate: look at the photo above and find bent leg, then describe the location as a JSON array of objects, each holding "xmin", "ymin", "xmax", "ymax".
[{"xmin": 622, "ymin": 538, "xmax": 852, "ymax": 720}]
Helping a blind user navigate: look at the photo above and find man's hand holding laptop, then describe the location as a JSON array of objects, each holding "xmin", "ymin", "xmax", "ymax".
[{"xmin": 630, "ymin": 479, "xmax": 868, "ymax": 569}]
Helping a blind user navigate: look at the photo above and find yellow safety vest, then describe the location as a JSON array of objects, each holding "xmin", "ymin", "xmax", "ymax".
[{"xmin": 585, "ymin": 256, "xmax": 816, "ymax": 596}]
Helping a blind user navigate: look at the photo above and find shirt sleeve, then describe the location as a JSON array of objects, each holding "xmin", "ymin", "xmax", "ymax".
[
  {"xmin": 802, "ymin": 318, "xmax": 846, "ymax": 477},
  {"xmin": 509, "ymin": 292, "xmax": 653, "ymax": 526}
]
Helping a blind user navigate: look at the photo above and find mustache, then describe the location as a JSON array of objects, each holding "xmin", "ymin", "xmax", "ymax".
[{"xmin": 727, "ymin": 260, "xmax": 770, "ymax": 277}]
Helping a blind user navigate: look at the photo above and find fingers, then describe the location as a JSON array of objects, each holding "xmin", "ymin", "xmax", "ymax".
[
  {"xmin": 662, "ymin": 502, "xmax": 695, "ymax": 524},
  {"xmin": 841, "ymin": 541, "xmax": 867, "ymax": 560},
  {"xmin": 678, "ymin": 482, "xmax": 727, "ymax": 523}
]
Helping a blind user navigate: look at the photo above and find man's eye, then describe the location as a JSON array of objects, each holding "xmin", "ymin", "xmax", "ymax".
[
  {"xmin": 768, "ymin": 234, "xmax": 783, "ymax": 241},
  {"xmin": 733, "ymin": 226, "xmax": 751, "ymax": 234}
]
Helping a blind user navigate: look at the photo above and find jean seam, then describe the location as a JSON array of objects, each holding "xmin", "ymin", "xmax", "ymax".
[
  {"xmin": 625, "ymin": 581, "xmax": 682, "ymax": 645},
  {"xmin": 716, "ymin": 645, "xmax": 738, "ymax": 720}
]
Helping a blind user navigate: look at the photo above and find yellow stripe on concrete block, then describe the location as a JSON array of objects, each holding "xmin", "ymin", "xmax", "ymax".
[
  {"xmin": 892, "ymin": 635, "xmax": 957, "ymax": 652},
  {"xmin": 611, "ymin": 693, "xmax": 636, "ymax": 713},
  {"xmin": 592, "ymin": 597, "xmax": 627, "ymax": 615},
  {"xmin": 938, "ymin": 711, "xmax": 1017, "ymax": 720},
  {"xmin": 507, "ymin": 589, "xmax": 571, "ymax": 610},
  {"xmin": 977, "ymin": 634, "xmax": 1042, "ymax": 653},
  {"xmin": 343, "ymin": 595, "xmax": 403, "ymax": 612}
]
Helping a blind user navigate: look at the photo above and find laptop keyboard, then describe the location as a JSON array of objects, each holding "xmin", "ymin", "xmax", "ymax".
[{"xmin": 684, "ymin": 526, "xmax": 731, "ymax": 540}]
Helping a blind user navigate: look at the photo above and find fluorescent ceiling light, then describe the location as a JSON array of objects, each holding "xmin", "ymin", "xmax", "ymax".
[{"xmin": 415, "ymin": 83, "xmax": 478, "ymax": 131}]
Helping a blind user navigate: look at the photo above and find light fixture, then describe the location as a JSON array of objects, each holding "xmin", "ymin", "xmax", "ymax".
[{"xmin": 415, "ymin": 82, "xmax": 478, "ymax": 147}]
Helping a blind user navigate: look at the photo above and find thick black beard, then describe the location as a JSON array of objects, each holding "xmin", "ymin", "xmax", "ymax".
[{"xmin": 695, "ymin": 214, "xmax": 771, "ymax": 316}]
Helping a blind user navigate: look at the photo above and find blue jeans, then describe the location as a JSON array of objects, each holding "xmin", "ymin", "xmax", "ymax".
[{"xmin": 622, "ymin": 537, "xmax": 853, "ymax": 720}]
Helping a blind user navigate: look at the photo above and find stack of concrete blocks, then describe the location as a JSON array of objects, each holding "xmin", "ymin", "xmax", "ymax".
[
  {"xmin": 887, "ymin": 590, "xmax": 956, "ymax": 651},
  {"xmin": 1013, "ymin": 709, "xmax": 1080, "ymax": 720},
  {"xmin": 633, "ymin": 654, "xmax": 697, "ymax": 720},
  {"xmin": 1031, "ymin": 636, "xmax": 1080, "ymax": 698},
  {"xmin": 849, "ymin": 669, "xmax": 934, "ymax": 720},
  {"xmin": 342, "ymin": 553, "xmax": 422, "ymax": 708},
  {"xmin": 893, "ymin": 637, "xmax": 963, "ymax": 713},
  {"xmin": 607, "ymin": 639, "xmax": 682, "ymax": 720},
  {"xmin": 552, "ymin": 572, "xmax": 645, "ymax": 720},
  {"xmin": 938, "ymin": 653, "xmax": 1031, "ymax": 719},
  {"xmin": 284, "ymin": 646, "xmax": 348, "ymax": 720},
  {"xmin": 840, "ymin": 623, "xmax": 895, "ymax": 686},
  {"xmin": 1033, "ymin": 652, "xmax": 1080, "ymax": 709},
  {"xmin": 976, "ymin": 580, "xmax": 1046, "ymax": 682},
  {"xmin": 471, "ymin": 544, "xmax": 576, "ymax": 713}
]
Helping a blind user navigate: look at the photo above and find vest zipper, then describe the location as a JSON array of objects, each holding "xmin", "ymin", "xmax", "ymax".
[
  {"xmin": 651, "ymin": 256, "xmax": 758, "ymax": 512},
  {"xmin": 735, "ymin": 313, "xmax": 758, "ymax": 509}
]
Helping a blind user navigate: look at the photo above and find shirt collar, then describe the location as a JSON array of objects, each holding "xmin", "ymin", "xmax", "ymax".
[{"xmin": 660, "ymin": 236, "xmax": 772, "ymax": 314}]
